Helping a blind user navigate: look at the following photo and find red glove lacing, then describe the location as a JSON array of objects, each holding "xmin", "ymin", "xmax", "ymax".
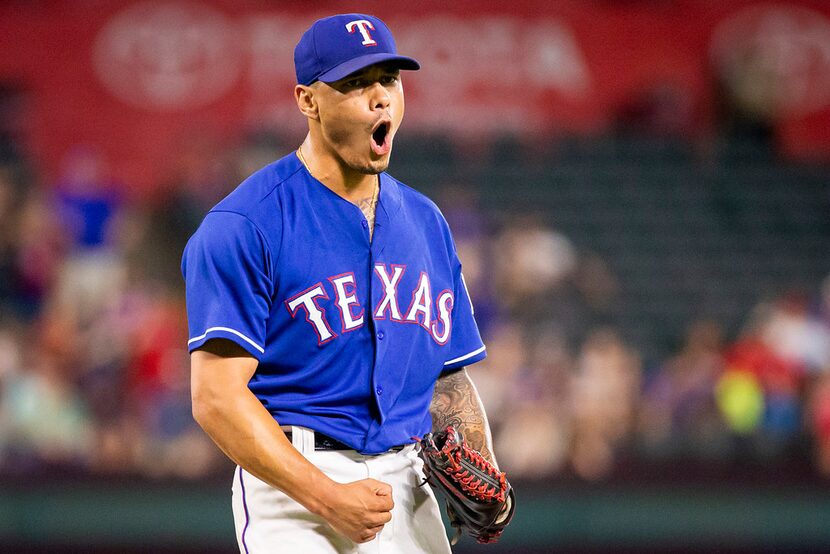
[{"xmin": 443, "ymin": 432, "xmax": 506, "ymax": 503}]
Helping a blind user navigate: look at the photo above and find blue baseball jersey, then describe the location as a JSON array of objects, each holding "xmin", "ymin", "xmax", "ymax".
[{"xmin": 181, "ymin": 153, "xmax": 486, "ymax": 454}]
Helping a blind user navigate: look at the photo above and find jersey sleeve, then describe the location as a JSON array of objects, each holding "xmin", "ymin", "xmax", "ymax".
[
  {"xmin": 181, "ymin": 211, "xmax": 274, "ymax": 360},
  {"xmin": 443, "ymin": 260, "xmax": 487, "ymax": 371}
]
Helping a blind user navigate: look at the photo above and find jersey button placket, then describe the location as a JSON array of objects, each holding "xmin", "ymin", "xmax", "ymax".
[{"xmin": 374, "ymin": 330, "xmax": 384, "ymax": 396}]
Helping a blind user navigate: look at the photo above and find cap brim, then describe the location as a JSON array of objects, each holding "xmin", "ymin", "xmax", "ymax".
[{"xmin": 317, "ymin": 53, "xmax": 420, "ymax": 84}]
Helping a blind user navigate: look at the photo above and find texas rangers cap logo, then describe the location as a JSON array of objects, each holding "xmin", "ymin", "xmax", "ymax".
[
  {"xmin": 294, "ymin": 13, "xmax": 419, "ymax": 86},
  {"xmin": 345, "ymin": 19, "xmax": 378, "ymax": 46}
]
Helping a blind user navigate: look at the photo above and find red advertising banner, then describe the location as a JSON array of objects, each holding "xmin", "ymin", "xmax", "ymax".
[{"xmin": 1, "ymin": 0, "xmax": 829, "ymax": 191}]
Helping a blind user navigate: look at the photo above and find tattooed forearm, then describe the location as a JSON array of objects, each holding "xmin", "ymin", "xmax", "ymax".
[{"xmin": 430, "ymin": 368, "xmax": 498, "ymax": 468}]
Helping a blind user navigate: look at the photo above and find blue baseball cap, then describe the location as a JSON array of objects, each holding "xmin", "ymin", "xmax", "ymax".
[{"xmin": 294, "ymin": 14, "xmax": 420, "ymax": 86}]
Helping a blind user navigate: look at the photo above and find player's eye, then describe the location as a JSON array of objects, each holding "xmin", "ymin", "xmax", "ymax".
[
  {"xmin": 381, "ymin": 74, "xmax": 399, "ymax": 85},
  {"xmin": 344, "ymin": 78, "xmax": 364, "ymax": 89}
]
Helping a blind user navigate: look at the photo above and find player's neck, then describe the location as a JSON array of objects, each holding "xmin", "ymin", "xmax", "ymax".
[{"xmin": 297, "ymin": 139, "xmax": 377, "ymax": 204}]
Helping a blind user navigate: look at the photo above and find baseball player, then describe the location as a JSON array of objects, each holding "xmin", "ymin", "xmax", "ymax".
[{"xmin": 182, "ymin": 14, "xmax": 501, "ymax": 553}]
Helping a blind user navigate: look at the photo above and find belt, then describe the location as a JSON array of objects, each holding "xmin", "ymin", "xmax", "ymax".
[
  {"xmin": 284, "ymin": 431, "xmax": 406, "ymax": 453},
  {"xmin": 284, "ymin": 431, "xmax": 352, "ymax": 451}
]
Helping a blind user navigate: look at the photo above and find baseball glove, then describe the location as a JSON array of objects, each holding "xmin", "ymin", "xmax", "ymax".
[{"xmin": 415, "ymin": 425, "xmax": 515, "ymax": 545}]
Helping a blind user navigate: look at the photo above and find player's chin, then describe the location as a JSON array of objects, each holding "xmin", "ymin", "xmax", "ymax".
[{"xmin": 358, "ymin": 154, "xmax": 391, "ymax": 175}]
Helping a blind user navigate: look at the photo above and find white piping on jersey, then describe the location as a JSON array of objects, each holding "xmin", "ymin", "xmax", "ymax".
[
  {"xmin": 444, "ymin": 345, "xmax": 486, "ymax": 366},
  {"xmin": 460, "ymin": 273, "xmax": 474, "ymax": 315},
  {"xmin": 188, "ymin": 327, "xmax": 265, "ymax": 354}
]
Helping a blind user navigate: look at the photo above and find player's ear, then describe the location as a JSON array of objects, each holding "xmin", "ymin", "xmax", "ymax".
[{"xmin": 295, "ymin": 84, "xmax": 319, "ymax": 120}]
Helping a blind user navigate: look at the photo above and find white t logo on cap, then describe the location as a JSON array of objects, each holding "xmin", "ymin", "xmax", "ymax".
[{"xmin": 345, "ymin": 19, "xmax": 377, "ymax": 46}]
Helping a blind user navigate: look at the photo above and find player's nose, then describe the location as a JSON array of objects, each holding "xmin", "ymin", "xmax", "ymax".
[{"xmin": 368, "ymin": 82, "xmax": 391, "ymax": 111}]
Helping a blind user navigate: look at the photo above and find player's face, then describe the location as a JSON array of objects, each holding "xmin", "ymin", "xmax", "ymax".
[{"xmin": 314, "ymin": 63, "xmax": 404, "ymax": 175}]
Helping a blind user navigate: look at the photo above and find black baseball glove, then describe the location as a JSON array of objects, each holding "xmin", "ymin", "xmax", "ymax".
[{"xmin": 415, "ymin": 426, "xmax": 515, "ymax": 545}]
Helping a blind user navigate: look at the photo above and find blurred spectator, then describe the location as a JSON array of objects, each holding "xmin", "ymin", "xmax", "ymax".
[
  {"xmin": 712, "ymin": 30, "xmax": 778, "ymax": 151},
  {"xmin": 54, "ymin": 145, "xmax": 122, "ymax": 252},
  {"xmin": 0, "ymin": 137, "xmax": 223, "ymax": 478},
  {"xmin": 573, "ymin": 251, "xmax": 619, "ymax": 315},
  {"xmin": 492, "ymin": 217, "xmax": 595, "ymax": 346},
  {"xmin": 501, "ymin": 324, "xmax": 575, "ymax": 477},
  {"xmin": 473, "ymin": 322, "xmax": 526, "ymax": 436},
  {"xmin": 481, "ymin": 323, "xmax": 573, "ymax": 478},
  {"xmin": 52, "ymin": 146, "xmax": 126, "ymax": 328},
  {"xmin": 724, "ymin": 302, "xmax": 804, "ymax": 452},
  {"xmin": 13, "ymin": 190, "xmax": 68, "ymax": 316},
  {"xmin": 639, "ymin": 320, "xmax": 726, "ymax": 460},
  {"xmin": 760, "ymin": 294, "xmax": 830, "ymax": 374},
  {"xmin": 1, "ymin": 348, "xmax": 92, "ymax": 472},
  {"xmin": 569, "ymin": 328, "xmax": 641, "ymax": 480},
  {"xmin": 125, "ymin": 288, "xmax": 215, "ymax": 479},
  {"xmin": 494, "ymin": 217, "xmax": 577, "ymax": 312}
]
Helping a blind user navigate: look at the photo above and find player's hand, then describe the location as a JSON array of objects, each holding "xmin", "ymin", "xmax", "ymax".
[{"xmin": 319, "ymin": 478, "xmax": 394, "ymax": 543}]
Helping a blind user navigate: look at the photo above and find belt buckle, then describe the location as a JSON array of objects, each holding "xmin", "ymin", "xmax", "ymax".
[{"xmin": 317, "ymin": 435, "xmax": 341, "ymax": 450}]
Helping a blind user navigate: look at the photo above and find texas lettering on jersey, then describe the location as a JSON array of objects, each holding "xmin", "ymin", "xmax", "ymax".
[{"xmin": 285, "ymin": 263, "xmax": 454, "ymax": 347}]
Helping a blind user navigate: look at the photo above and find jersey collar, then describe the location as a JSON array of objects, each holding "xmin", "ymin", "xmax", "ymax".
[
  {"xmin": 288, "ymin": 151, "xmax": 402, "ymax": 230},
  {"xmin": 376, "ymin": 172, "xmax": 401, "ymax": 228}
]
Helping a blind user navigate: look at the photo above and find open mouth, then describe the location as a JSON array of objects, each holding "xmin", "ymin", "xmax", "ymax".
[{"xmin": 370, "ymin": 120, "xmax": 392, "ymax": 156}]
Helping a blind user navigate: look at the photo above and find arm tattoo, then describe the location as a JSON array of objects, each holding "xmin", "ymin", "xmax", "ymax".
[{"xmin": 430, "ymin": 368, "xmax": 498, "ymax": 467}]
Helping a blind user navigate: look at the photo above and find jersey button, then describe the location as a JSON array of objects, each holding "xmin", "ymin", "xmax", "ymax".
[
  {"xmin": 361, "ymin": 219, "xmax": 369, "ymax": 229},
  {"xmin": 376, "ymin": 385, "xmax": 383, "ymax": 395},
  {"xmin": 377, "ymin": 330, "xmax": 385, "ymax": 340}
]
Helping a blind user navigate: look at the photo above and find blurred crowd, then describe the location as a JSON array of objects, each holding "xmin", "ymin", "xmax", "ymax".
[
  {"xmin": 0, "ymin": 130, "xmax": 266, "ymax": 479},
  {"xmin": 1, "ymin": 131, "xmax": 829, "ymax": 483},
  {"xmin": 473, "ymin": 244, "xmax": 830, "ymax": 480},
  {"xmin": 443, "ymin": 186, "xmax": 830, "ymax": 481}
]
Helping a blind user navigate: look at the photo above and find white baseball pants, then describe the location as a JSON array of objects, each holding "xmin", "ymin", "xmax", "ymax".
[{"xmin": 231, "ymin": 425, "xmax": 453, "ymax": 553}]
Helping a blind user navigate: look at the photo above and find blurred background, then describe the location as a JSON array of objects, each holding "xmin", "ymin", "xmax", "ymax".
[{"xmin": 1, "ymin": 0, "xmax": 830, "ymax": 552}]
